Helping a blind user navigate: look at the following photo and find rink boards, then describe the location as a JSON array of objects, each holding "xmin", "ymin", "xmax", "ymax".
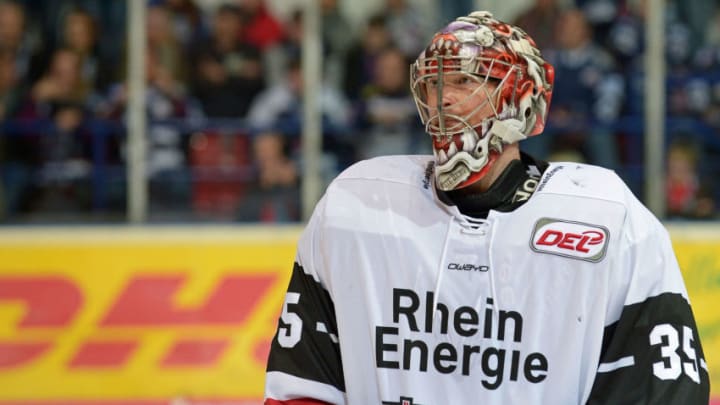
[{"xmin": 0, "ymin": 224, "xmax": 717, "ymax": 404}]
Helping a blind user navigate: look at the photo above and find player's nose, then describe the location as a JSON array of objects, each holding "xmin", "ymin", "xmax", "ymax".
[{"xmin": 441, "ymin": 88, "xmax": 462, "ymax": 112}]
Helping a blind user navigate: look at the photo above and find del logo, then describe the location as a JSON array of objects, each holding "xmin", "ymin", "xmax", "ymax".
[{"xmin": 530, "ymin": 218, "xmax": 609, "ymax": 262}]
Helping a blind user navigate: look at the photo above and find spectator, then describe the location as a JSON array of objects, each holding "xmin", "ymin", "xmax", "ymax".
[
  {"xmin": 607, "ymin": 0, "xmax": 694, "ymax": 73},
  {"xmin": 237, "ymin": 0, "xmax": 284, "ymax": 51},
  {"xmin": 262, "ymin": 5, "xmax": 350, "ymax": 90},
  {"xmin": 513, "ymin": 0, "xmax": 563, "ymax": 49},
  {"xmin": 343, "ymin": 14, "xmax": 393, "ymax": 101},
  {"xmin": 704, "ymin": 6, "xmax": 720, "ymax": 47},
  {"xmin": 671, "ymin": 0, "xmax": 718, "ymax": 54},
  {"xmin": 682, "ymin": 54, "xmax": 720, "ymax": 130},
  {"xmin": 693, "ymin": 8, "xmax": 720, "ymax": 71},
  {"xmin": 188, "ymin": 129, "xmax": 252, "ymax": 219},
  {"xmin": 0, "ymin": 48, "xmax": 22, "ymax": 119},
  {"xmin": 247, "ymin": 58, "xmax": 350, "ymax": 136},
  {"xmin": 237, "ymin": 130, "xmax": 299, "ymax": 222},
  {"xmin": 576, "ymin": 0, "xmax": 619, "ymax": 41},
  {"xmin": 604, "ymin": 2, "xmax": 644, "ymax": 73},
  {"xmin": 101, "ymin": 48, "xmax": 204, "ymax": 214},
  {"xmin": 321, "ymin": 0, "xmax": 354, "ymax": 88},
  {"xmin": 0, "ymin": 1, "xmax": 24, "ymax": 50},
  {"xmin": 524, "ymin": 8, "xmax": 623, "ymax": 170},
  {"xmin": 607, "ymin": 0, "xmax": 694, "ymax": 126},
  {"xmin": 0, "ymin": 48, "xmax": 30, "ymax": 218},
  {"xmin": 246, "ymin": 57, "xmax": 352, "ymax": 180},
  {"xmin": 57, "ymin": 8, "xmax": 113, "ymax": 92},
  {"xmin": 163, "ymin": 0, "xmax": 205, "ymax": 48},
  {"xmin": 28, "ymin": 101, "xmax": 94, "ymax": 214},
  {"xmin": 682, "ymin": 6, "xmax": 720, "ymax": 134},
  {"xmin": 12, "ymin": 48, "xmax": 96, "ymax": 215},
  {"xmin": 353, "ymin": 47, "xmax": 427, "ymax": 160},
  {"xmin": 262, "ymin": 8, "xmax": 302, "ymax": 89},
  {"xmin": 666, "ymin": 139, "xmax": 715, "ymax": 219},
  {"xmin": 0, "ymin": 0, "xmax": 43, "ymax": 84},
  {"xmin": 190, "ymin": 3, "xmax": 264, "ymax": 118},
  {"xmin": 16, "ymin": 1, "xmax": 128, "ymax": 79},
  {"xmin": 147, "ymin": 3, "xmax": 188, "ymax": 89},
  {"xmin": 384, "ymin": 0, "xmax": 431, "ymax": 58},
  {"xmin": 27, "ymin": 48, "xmax": 94, "ymax": 117}
]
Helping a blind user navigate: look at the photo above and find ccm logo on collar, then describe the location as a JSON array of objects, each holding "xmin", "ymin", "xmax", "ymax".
[{"xmin": 530, "ymin": 218, "xmax": 609, "ymax": 263}]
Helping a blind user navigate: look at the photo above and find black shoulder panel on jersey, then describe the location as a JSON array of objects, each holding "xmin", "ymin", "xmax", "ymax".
[
  {"xmin": 266, "ymin": 262, "xmax": 346, "ymax": 392},
  {"xmin": 587, "ymin": 292, "xmax": 709, "ymax": 404}
]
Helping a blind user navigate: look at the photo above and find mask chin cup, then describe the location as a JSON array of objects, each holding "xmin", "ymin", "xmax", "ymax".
[
  {"xmin": 486, "ymin": 118, "xmax": 527, "ymax": 144},
  {"xmin": 433, "ymin": 116, "xmax": 528, "ymax": 191}
]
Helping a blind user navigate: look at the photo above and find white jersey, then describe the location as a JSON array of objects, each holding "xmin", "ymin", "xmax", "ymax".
[{"xmin": 265, "ymin": 155, "xmax": 709, "ymax": 405}]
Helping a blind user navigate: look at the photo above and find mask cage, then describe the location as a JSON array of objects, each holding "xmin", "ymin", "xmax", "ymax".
[{"xmin": 410, "ymin": 55, "xmax": 521, "ymax": 138}]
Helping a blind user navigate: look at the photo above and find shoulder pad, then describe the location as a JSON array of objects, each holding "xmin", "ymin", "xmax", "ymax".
[
  {"xmin": 333, "ymin": 155, "xmax": 435, "ymax": 189},
  {"xmin": 535, "ymin": 162, "xmax": 628, "ymax": 203}
]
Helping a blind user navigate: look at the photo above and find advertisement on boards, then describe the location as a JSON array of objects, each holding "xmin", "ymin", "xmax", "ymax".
[{"xmin": 0, "ymin": 225, "xmax": 717, "ymax": 404}]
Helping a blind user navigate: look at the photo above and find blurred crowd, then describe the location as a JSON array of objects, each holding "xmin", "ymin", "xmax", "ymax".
[{"xmin": 0, "ymin": 0, "xmax": 718, "ymax": 223}]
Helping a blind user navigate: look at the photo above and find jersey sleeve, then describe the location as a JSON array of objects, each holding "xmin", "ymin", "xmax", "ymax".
[
  {"xmin": 264, "ymin": 196, "xmax": 346, "ymax": 405},
  {"xmin": 586, "ymin": 201, "xmax": 710, "ymax": 404}
]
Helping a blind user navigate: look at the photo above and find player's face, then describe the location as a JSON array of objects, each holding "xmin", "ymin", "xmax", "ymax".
[{"xmin": 422, "ymin": 72, "xmax": 499, "ymax": 136}]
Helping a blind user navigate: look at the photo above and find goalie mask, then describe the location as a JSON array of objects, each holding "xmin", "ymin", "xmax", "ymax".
[{"xmin": 411, "ymin": 11, "xmax": 554, "ymax": 191}]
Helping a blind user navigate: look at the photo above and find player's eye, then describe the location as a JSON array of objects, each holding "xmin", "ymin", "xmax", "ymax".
[{"xmin": 452, "ymin": 76, "xmax": 473, "ymax": 86}]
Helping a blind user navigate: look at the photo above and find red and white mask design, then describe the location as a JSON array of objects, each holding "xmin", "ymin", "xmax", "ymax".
[{"xmin": 411, "ymin": 11, "xmax": 554, "ymax": 191}]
